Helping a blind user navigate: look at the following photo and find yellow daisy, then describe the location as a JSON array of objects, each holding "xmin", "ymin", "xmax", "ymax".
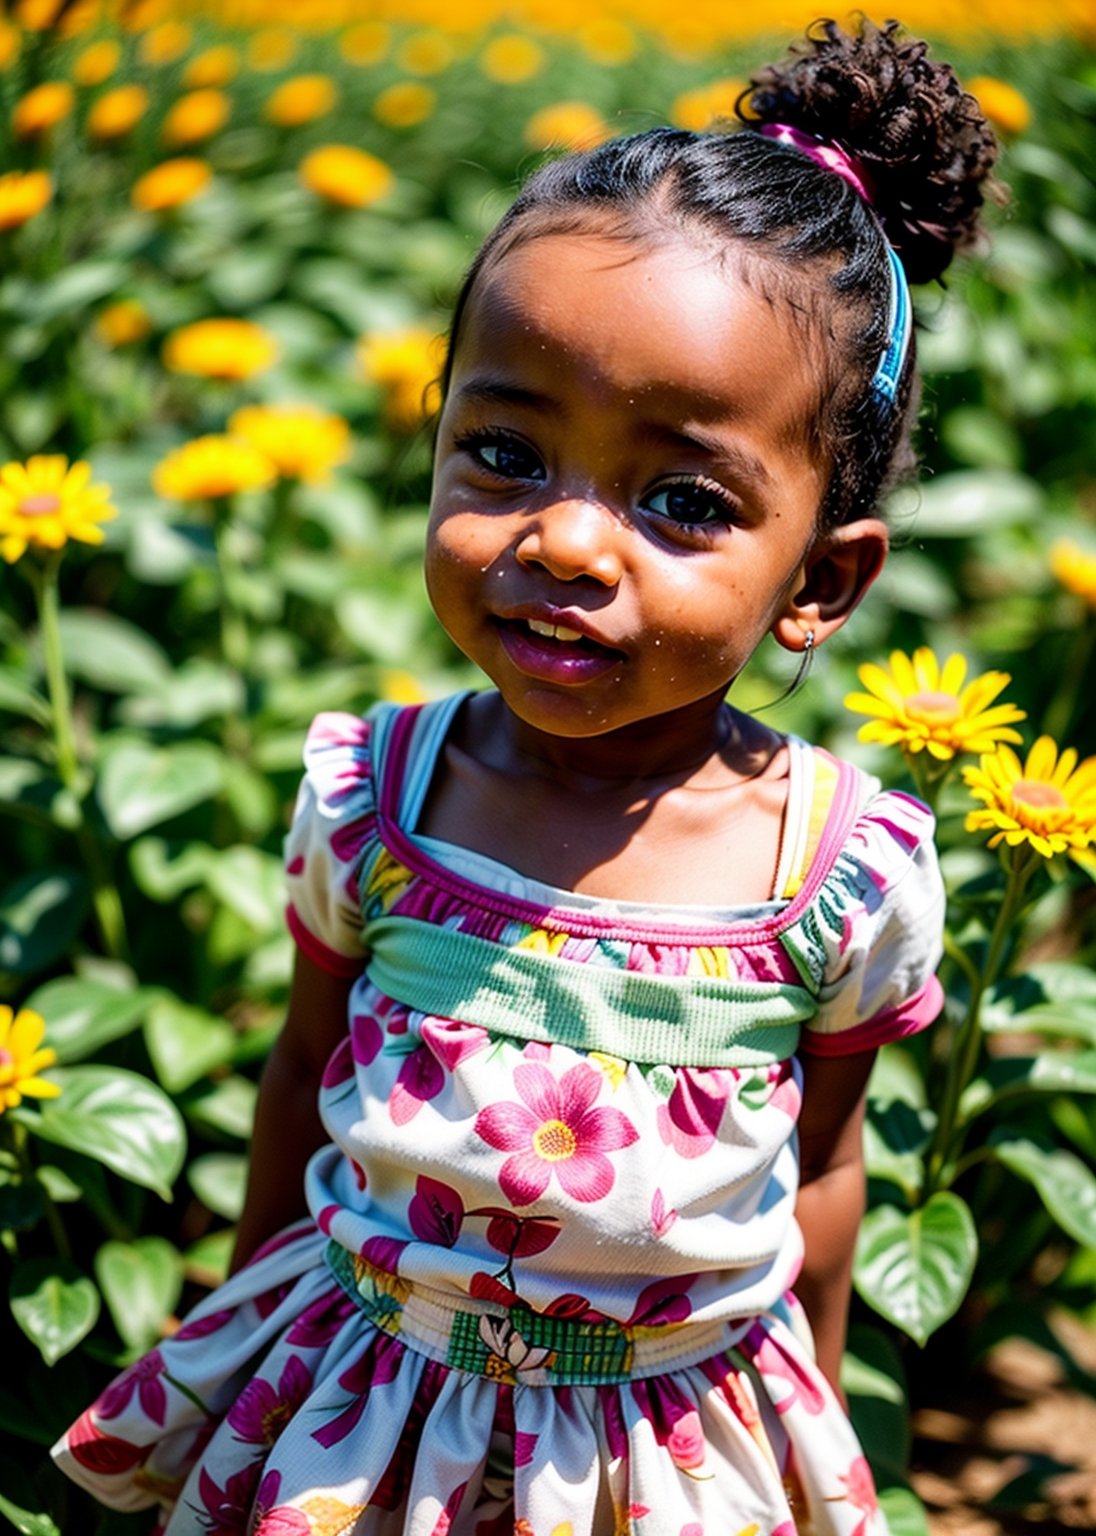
[
  {"xmin": 964, "ymin": 737, "xmax": 1096, "ymax": 859},
  {"xmin": 845, "ymin": 648, "xmax": 1026, "ymax": 761},
  {"xmin": 228, "ymin": 404, "xmax": 351, "ymax": 484},
  {"xmin": 0, "ymin": 456, "xmax": 117, "ymax": 563},
  {"xmin": 0, "ymin": 1006, "xmax": 61, "ymax": 1112},
  {"xmin": 298, "ymin": 145, "xmax": 394, "ymax": 209},
  {"xmin": 1050, "ymin": 538, "xmax": 1096, "ymax": 609},
  {"xmin": 153, "ymin": 436, "xmax": 277, "ymax": 502},
  {"xmin": 13, "ymin": 80, "xmax": 74, "ymax": 138},
  {"xmin": 0, "ymin": 169, "xmax": 53, "ymax": 232},
  {"xmin": 87, "ymin": 84, "xmax": 149, "ymax": 142},
  {"xmin": 161, "ymin": 88, "xmax": 231, "ymax": 149},
  {"xmin": 265, "ymin": 74, "xmax": 339, "ymax": 128},
  {"xmin": 525, "ymin": 101, "xmax": 611, "ymax": 152},
  {"xmin": 372, "ymin": 82, "xmax": 436, "ymax": 130},
  {"xmin": 358, "ymin": 326, "xmax": 445, "ymax": 431},
  {"xmin": 131, "ymin": 158, "xmax": 212, "ymax": 214},
  {"xmin": 162, "ymin": 318, "xmax": 278, "ymax": 381}
]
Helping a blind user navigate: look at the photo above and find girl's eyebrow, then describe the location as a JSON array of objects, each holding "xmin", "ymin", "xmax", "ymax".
[{"xmin": 451, "ymin": 378, "xmax": 557, "ymax": 411}]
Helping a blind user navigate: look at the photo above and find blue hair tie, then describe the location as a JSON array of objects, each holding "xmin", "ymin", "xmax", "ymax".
[{"xmin": 870, "ymin": 242, "xmax": 912, "ymax": 406}]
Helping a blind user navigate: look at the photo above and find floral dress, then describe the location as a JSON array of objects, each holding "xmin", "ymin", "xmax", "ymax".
[{"xmin": 53, "ymin": 692, "xmax": 945, "ymax": 1536}]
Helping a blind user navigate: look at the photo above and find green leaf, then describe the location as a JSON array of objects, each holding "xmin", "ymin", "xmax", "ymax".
[
  {"xmin": 990, "ymin": 1133, "xmax": 1096, "ymax": 1246},
  {"xmin": 23, "ymin": 261, "xmax": 130, "ymax": 321},
  {"xmin": 22, "ymin": 1066, "xmax": 186, "ymax": 1200},
  {"xmin": 25, "ymin": 976, "xmax": 157, "ymax": 1063},
  {"xmin": 0, "ymin": 1485, "xmax": 62, "ymax": 1536},
  {"xmin": 0, "ymin": 870, "xmax": 90, "ymax": 976},
  {"xmin": 0, "ymin": 760, "xmax": 76, "ymax": 830},
  {"xmin": 55, "ymin": 611, "xmax": 171, "ymax": 696},
  {"xmin": 188, "ymin": 1152, "xmax": 248, "ymax": 1220},
  {"xmin": 9, "ymin": 1259, "xmax": 100, "ymax": 1366},
  {"xmin": 116, "ymin": 659, "xmax": 245, "ymax": 729},
  {"xmin": 877, "ymin": 1486, "xmax": 929, "ymax": 1536},
  {"xmin": 182, "ymin": 1074, "xmax": 257, "ymax": 1141},
  {"xmin": 962, "ymin": 1051, "xmax": 1096, "ymax": 1118},
  {"xmin": 144, "ymin": 996, "xmax": 236, "ymax": 1093},
  {"xmin": 129, "ymin": 838, "xmax": 212, "ymax": 901},
  {"xmin": 864, "ymin": 1099, "xmax": 936, "ymax": 1196},
  {"xmin": 204, "ymin": 845, "xmax": 285, "ymax": 933},
  {"xmin": 891, "ymin": 469, "xmax": 1044, "ymax": 537},
  {"xmin": 983, "ymin": 964, "xmax": 1096, "ymax": 1043},
  {"xmin": 184, "ymin": 1227, "xmax": 234, "ymax": 1287},
  {"xmin": 843, "ymin": 1323, "xmax": 910, "ymax": 1481},
  {"xmin": 0, "ymin": 1172, "xmax": 45, "ymax": 1232},
  {"xmin": 0, "ymin": 668, "xmax": 49, "ymax": 725},
  {"xmin": 97, "ymin": 740, "xmax": 225, "ymax": 840},
  {"xmin": 854, "ymin": 1193, "xmax": 977, "ymax": 1346},
  {"xmin": 94, "ymin": 1238, "xmax": 183, "ymax": 1356}
]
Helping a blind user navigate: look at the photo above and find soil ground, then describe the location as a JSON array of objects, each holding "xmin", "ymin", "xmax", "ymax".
[{"xmin": 909, "ymin": 1313, "xmax": 1096, "ymax": 1535}]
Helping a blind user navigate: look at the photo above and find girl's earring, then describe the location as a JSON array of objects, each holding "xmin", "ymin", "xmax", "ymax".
[{"xmin": 758, "ymin": 629, "xmax": 815, "ymax": 712}]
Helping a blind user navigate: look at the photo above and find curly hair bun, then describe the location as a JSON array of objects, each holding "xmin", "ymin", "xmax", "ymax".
[{"xmin": 740, "ymin": 17, "xmax": 1000, "ymax": 285}]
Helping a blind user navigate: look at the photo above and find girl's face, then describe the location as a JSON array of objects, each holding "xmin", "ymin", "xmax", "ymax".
[{"xmin": 427, "ymin": 229, "xmax": 884, "ymax": 745}]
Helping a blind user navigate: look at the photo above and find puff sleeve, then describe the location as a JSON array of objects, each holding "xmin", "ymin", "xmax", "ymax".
[
  {"xmin": 283, "ymin": 711, "xmax": 378, "ymax": 977},
  {"xmin": 798, "ymin": 790, "xmax": 946, "ymax": 1057}
]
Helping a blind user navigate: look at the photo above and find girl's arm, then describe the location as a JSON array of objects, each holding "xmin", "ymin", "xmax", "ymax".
[
  {"xmin": 228, "ymin": 949, "xmax": 353, "ymax": 1274},
  {"xmin": 794, "ymin": 1047, "xmax": 877, "ymax": 1397}
]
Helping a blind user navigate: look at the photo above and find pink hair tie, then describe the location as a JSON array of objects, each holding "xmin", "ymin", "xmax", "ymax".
[{"xmin": 758, "ymin": 122, "xmax": 876, "ymax": 204}]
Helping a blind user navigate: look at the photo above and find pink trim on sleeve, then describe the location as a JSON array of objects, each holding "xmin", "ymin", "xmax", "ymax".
[
  {"xmin": 285, "ymin": 904, "xmax": 363, "ymax": 978},
  {"xmin": 798, "ymin": 974, "xmax": 944, "ymax": 1058}
]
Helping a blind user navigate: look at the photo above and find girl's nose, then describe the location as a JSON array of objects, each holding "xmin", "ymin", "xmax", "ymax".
[{"xmin": 514, "ymin": 497, "xmax": 623, "ymax": 587}]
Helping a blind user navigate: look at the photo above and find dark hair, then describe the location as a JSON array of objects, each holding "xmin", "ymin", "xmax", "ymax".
[{"xmin": 442, "ymin": 19, "xmax": 999, "ymax": 529}]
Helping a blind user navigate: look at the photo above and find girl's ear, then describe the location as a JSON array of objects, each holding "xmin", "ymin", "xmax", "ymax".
[{"xmin": 770, "ymin": 517, "xmax": 889, "ymax": 653}]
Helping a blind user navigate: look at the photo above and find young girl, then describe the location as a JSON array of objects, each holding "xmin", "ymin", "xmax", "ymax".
[{"xmin": 54, "ymin": 19, "xmax": 998, "ymax": 1536}]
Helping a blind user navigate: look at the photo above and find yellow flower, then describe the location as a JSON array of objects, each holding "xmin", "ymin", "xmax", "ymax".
[
  {"xmin": 264, "ymin": 74, "xmax": 339, "ymax": 129},
  {"xmin": 57, "ymin": 0, "xmax": 97, "ymax": 38},
  {"xmin": 0, "ymin": 456, "xmax": 117, "ymax": 564},
  {"xmin": 845, "ymin": 648, "xmax": 1026, "ymax": 761},
  {"xmin": 379, "ymin": 667, "xmax": 427, "ymax": 704},
  {"xmin": 298, "ymin": 144, "xmax": 394, "ymax": 208},
  {"xmin": 131, "ymin": 157, "xmax": 212, "ymax": 213},
  {"xmin": 397, "ymin": 30, "xmax": 453, "ymax": 77},
  {"xmin": 87, "ymin": 83, "xmax": 149, "ymax": 141},
  {"xmin": 964, "ymin": 737, "xmax": 1096, "ymax": 859},
  {"xmin": 578, "ymin": 19, "xmax": 637, "ymax": 66},
  {"xmin": 13, "ymin": 81, "xmax": 75, "ymax": 138},
  {"xmin": 480, "ymin": 34, "xmax": 545, "ymax": 85},
  {"xmin": 0, "ymin": 1007, "xmax": 61, "ymax": 1112},
  {"xmin": 340, "ymin": 21, "xmax": 390, "ymax": 67},
  {"xmin": 138, "ymin": 20, "xmax": 192, "ymax": 68},
  {"xmin": 1049, "ymin": 538, "xmax": 1096, "ymax": 608},
  {"xmin": 73, "ymin": 38, "xmax": 121, "ymax": 87},
  {"xmin": 14, "ymin": 0, "xmax": 63, "ymax": 30},
  {"xmin": 95, "ymin": 298, "xmax": 152, "ymax": 347},
  {"xmin": 671, "ymin": 78, "xmax": 745, "ymax": 132},
  {"xmin": 161, "ymin": 88, "xmax": 231, "ymax": 148},
  {"xmin": 183, "ymin": 44, "xmax": 239, "ymax": 91},
  {"xmin": 249, "ymin": 28, "xmax": 298, "ymax": 73},
  {"xmin": 967, "ymin": 74, "xmax": 1031, "ymax": 137},
  {"xmin": 359, "ymin": 326, "xmax": 445, "ymax": 431},
  {"xmin": 0, "ymin": 20, "xmax": 21, "ymax": 71},
  {"xmin": 228, "ymin": 403, "xmax": 351, "ymax": 483},
  {"xmin": 525, "ymin": 101, "xmax": 611, "ymax": 152},
  {"xmin": 373, "ymin": 81, "xmax": 436, "ymax": 130},
  {"xmin": 153, "ymin": 436, "xmax": 276, "ymax": 502},
  {"xmin": 163, "ymin": 318, "xmax": 278, "ymax": 381},
  {"xmin": 0, "ymin": 169, "xmax": 53, "ymax": 231}
]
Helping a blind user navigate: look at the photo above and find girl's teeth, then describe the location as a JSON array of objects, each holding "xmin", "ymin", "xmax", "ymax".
[{"xmin": 526, "ymin": 618, "xmax": 583, "ymax": 642}]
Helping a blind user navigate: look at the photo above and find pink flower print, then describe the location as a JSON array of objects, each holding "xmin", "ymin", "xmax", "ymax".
[
  {"xmin": 65, "ymin": 1409, "xmax": 151, "ymax": 1477},
  {"xmin": 430, "ymin": 1482, "xmax": 468, "ymax": 1536},
  {"xmin": 311, "ymin": 1330, "xmax": 404, "ymax": 1449},
  {"xmin": 740, "ymin": 1322, "xmax": 826, "ymax": 1416},
  {"xmin": 97, "ymin": 1348, "xmax": 168, "ymax": 1426},
  {"xmin": 626, "ymin": 1274, "xmax": 695, "ymax": 1327},
  {"xmin": 408, "ymin": 1176, "xmax": 465, "ymax": 1247},
  {"xmin": 285, "ymin": 1287, "xmax": 356, "ymax": 1347},
  {"xmin": 656, "ymin": 1069, "xmax": 732, "ymax": 1158},
  {"xmin": 475, "ymin": 1061, "xmax": 638, "ymax": 1206},
  {"xmin": 514, "ymin": 1430, "xmax": 538, "ymax": 1468},
  {"xmin": 330, "ymin": 813, "xmax": 377, "ymax": 865},
  {"xmin": 254, "ymin": 1509, "xmax": 311, "ymax": 1536},
  {"xmin": 322, "ymin": 1036, "xmax": 355, "ymax": 1089},
  {"xmin": 389, "ymin": 1043, "xmax": 445, "ymax": 1126},
  {"xmin": 651, "ymin": 1188, "xmax": 678, "ymax": 1239},
  {"xmin": 174, "ymin": 1306, "xmax": 235, "ymax": 1341},
  {"xmin": 768, "ymin": 1059, "xmax": 802, "ymax": 1120},
  {"xmin": 478, "ymin": 1314, "xmax": 553, "ymax": 1377},
  {"xmin": 286, "ymin": 853, "xmax": 305, "ymax": 877},
  {"xmin": 228, "ymin": 1354, "xmax": 312, "ymax": 1446},
  {"xmin": 193, "ymin": 1462, "xmax": 263, "ymax": 1535},
  {"xmin": 666, "ymin": 1409, "xmax": 705, "ymax": 1471},
  {"xmin": 839, "ymin": 1456, "xmax": 879, "ymax": 1536},
  {"xmin": 352, "ymin": 1010, "xmax": 383, "ymax": 1066},
  {"xmin": 419, "ymin": 1014, "xmax": 487, "ymax": 1071}
]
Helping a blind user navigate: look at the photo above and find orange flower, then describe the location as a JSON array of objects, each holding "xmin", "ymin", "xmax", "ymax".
[
  {"xmin": 359, "ymin": 327, "xmax": 445, "ymax": 431},
  {"xmin": 131, "ymin": 158, "xmax": 211, "ymax": 213},
  {"xmin": 373, "ymin": 81, "xmax": 435, "ymax": 129},
  {"xmin": 397, "ymin": 31, "xmax": 454, "ymax": 77},
  {"xmin": 87, "ymin": 84, "xmax": 149, "ymax": 141},
  {"xmin": 298, "ymin": 145, "xmax": 394, "ymax": 208},
  {"xmin": 264, "ymin": 74, "xmax": 339, "ymax": 129},
  {"xmin": 13, "ymin": 81, "xmax": 75, "ymax": 138},
  {"xmin": 161, "ymin": 88, "xmax": 231, "ymax": 148},
  {"xmin": 0, "ymin": 20, "xmax": 21, "ymax": 72},
  {"xmin": 228, "ymin": 403, "xmax": 351, "ymax": 483},
  {"xmin": 153, "ymin": 436, "xmax": 276, "ymax": 501},
  {"xmin": 967, "ymin": 75, "xmax": 1031, "ymax": 137},
  {"xmin": 964, "ymin": 737, "xmax": 1096, "ymax": 859},
  {"xmin": 163, "ymin": 318, "xmax": 278, "ymax": 381},
  {"xmin": 578, "ymin": 18, "xmax": 637, "ymax": 66},
  {"xmin": 671, "ymin": 78, "xmax": 745, "ymax": 132},
  {"xmin": 96, "ymin": 299, "xmax": 152, "ymax": 347},
  {"xmin": 0, "ymin": 169, "xmax": 53, "ymax": 231},
  {"xmin": 340, "ymin": 20, "xmax": 389, "ymax": 66},
  {"xmin": 525, "ymin": 101, "xmax": 611, "ymax": 152},
  {"xmin": 138, "ymin": 20, "xmax": 192, "ymax": 68},
  {"xmin": 480, "ymin": 34, "xmax": 545, "ymax": 85},
  {"xmin": 249, "ymin": 29, "xmax": 298, "ymax": 72},
  {"xmin": 183, "ymin": 44, "xmax": 239, "ymax": 90},
  {"xmin": 0, "ymin": 456, "xmax": 117, "ymax": 563},
  {"xmin": 0, "ymin": 1007, "xmax": 61, "ymax": 1112},
  {"xmin": 73, "ymin": 38, "xmax": 121, "ymax": 87}
]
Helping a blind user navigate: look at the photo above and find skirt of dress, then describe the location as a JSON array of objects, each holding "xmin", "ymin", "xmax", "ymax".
[{"xmin": 51, "ymin": 1220, "xmax": 887, "ymax": 1536}]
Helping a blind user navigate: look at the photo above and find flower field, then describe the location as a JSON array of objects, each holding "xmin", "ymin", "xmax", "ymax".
[{"xmin": 0, "ymin": 2, "xmax": 1094, "ymax": 1532}]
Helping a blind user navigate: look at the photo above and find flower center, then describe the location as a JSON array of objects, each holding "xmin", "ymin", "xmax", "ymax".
[
  {"xmin": 906, "ymin": 690, "xmax": 961, "ymax": 726},
  {"xmin": 17, "ymin": 494, "xmax": 62, "ymax": 517},
  {"xmin": 262, "ymin": 1402, "xmax": 291, "ymax": 1443},
  {"xmin": 1011, "ymin": 779, "xmax": 1067, "ymax": 811},
  {"xmin": 532, "ymin": 1118, "xmax": 577, "ymax": 1161}
]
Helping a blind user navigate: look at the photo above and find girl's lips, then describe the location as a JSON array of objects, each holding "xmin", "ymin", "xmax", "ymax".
[{"xmin": 493, "ymin": 616, "xmax": 625, "ymax": 684}]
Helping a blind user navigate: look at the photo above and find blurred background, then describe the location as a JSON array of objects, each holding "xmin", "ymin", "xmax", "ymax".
[{"xmin": 0, "ymin": 3, "xmax": 1094, "ymax": 1534}]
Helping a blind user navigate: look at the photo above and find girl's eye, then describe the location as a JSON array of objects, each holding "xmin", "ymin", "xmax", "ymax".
[
  {"xmin": 460, "ymin": 432, "xmax": 544, "ymax": 482},
  {"xmin": 644, "ymin": 479, "xmax": 739, "ymax": 527}
]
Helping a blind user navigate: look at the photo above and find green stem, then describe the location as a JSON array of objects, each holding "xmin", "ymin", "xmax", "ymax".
[
  {"xmin": 212, "ymin": 498, "xmax": 250, "ymax": 675},
  {"xmin": 29, "ymin": 557, "xmax": 129, "ymax": 961},
  {"xmin": 9, "ymin": 1117, "xmax": 71, "ymax": 1262},
  {"xmin": 902, "ymin": 748, "xmax": 953, "ymax": 815},
  {"xmin": 1043, "ymin": 622, "xmax": 1095, "ymax": 742},
  {"xmin": 922, "ymin": 847, "xmax": 1038, "ymax": 1196}
]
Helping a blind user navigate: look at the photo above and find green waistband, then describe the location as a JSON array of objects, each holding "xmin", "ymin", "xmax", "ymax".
[{"xmin": 364, "ymin": 915, "xmax": 807, "ymax": 1067}]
